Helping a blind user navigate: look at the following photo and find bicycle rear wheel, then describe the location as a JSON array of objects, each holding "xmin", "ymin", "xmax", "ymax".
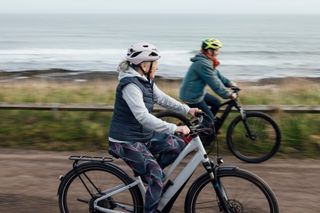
[
  {"xmin": 58, "ymin": 162, "xmax": 143, "ymax": 213},
  {"xmin": 185, "ymin": 167, "xmax": 279, "ymax": 213},
  {"xmin": 227, "ymin": 112, "xmax": 281, "ymax": 163}
]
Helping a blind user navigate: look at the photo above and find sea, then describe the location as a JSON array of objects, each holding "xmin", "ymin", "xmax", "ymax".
[{"xmin": 0, "ymin": 14, "xmax": 320, "ymax": 81}]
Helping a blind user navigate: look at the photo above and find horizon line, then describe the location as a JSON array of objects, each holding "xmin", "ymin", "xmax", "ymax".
[{"xmin": 0, "ymin": 12, "xmax": 320, "ymax": 15}]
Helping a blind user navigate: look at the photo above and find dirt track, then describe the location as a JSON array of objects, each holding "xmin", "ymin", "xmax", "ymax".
[{"xmin": 0, "ymin": 148, "xmax": 319, "ymax": 213}]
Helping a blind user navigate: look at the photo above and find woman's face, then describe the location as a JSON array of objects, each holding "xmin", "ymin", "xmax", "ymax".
[
  {"xmin": 141, "ymin": 61, "xmax": 158, "ymax": 79},
  {"xmin": 149, "ymin": 60, "xmax": 159, "ymax": 79}
]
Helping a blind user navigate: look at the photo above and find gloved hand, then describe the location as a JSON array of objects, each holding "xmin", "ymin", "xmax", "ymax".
[{"xmin": 230, "ymin": 93, "xmax": 238, "ymax": 100}]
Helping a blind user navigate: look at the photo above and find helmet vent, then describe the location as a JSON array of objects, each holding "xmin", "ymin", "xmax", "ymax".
[
  {"xmin": 143, "ymin": 45, "xmax": 149, "ymax": 48},
  {"xmin": 149, "ymin": 52, "xmax": 159, "ymax": 56},
  {"xmin": 131, "ymin": 51, "xmax": 142, "ymax": 58},
  {"xmin": 127, "ymin": 48, "xmax": 134, "ymax": 56}
]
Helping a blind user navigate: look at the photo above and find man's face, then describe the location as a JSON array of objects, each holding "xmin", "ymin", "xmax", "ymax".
[{"xmin": 208, "ymin": 49, "xmax": 219, "ymax": 59}]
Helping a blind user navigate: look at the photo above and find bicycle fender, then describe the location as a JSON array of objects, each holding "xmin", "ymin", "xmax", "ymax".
[
  {"xmin": 57, "ymin": 167, "xmax": 75, "ymax": 196},
  {"xmin": 217, "ymin": 165, "xmax": 238, "ymax": 172}
]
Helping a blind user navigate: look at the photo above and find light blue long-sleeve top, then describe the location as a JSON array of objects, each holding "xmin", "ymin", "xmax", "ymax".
[{"xmin": 179, "ymin": 53, "xmax": 232, "ymax": 104}]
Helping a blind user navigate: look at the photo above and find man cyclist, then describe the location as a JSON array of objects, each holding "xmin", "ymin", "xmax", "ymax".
[{"xmin": 179, "ymin": 38, "xmax": 238, "ymax": 125}]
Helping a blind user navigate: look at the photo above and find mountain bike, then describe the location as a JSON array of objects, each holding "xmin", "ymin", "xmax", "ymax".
[
  {"xmin": 58, "ymin": 113, "xmax": 279, "ymax": 213},
  {"xmin": 155, "ymin": 87, "xmax": 281, "ymax": 163}
]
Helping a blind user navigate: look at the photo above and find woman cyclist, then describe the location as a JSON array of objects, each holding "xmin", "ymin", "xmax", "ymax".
[
  {"xmin": 179, "ymin": 38, "xmax": 238, "ymax": 126},
  {"xmin": 108, "ymin": 42, "xmax": 199, "ymax": 213}
]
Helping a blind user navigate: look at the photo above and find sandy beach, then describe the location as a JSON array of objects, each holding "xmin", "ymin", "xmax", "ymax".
[{"xmin": 1, "ymin": 69, "xmax": 319, "ymax": 86}]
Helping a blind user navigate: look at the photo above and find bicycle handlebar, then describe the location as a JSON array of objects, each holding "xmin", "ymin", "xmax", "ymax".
[
  {"xmin": 231, "ymin": 86, "xmax": 241, "ymax": 93},
  {"xmin": 188, "ymin": 112, "xmax": 214, "ymax": 137}
]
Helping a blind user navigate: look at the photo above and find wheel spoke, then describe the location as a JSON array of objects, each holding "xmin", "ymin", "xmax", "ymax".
[{"xmin": 76, "ymin": 198, "xmax": 89, "ymax": 203}]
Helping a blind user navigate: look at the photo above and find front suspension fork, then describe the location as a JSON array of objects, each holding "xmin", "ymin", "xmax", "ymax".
[
  {"xmin": 236, "ymin": 106, "xmax": 256, "ymax": 140},
  {"xmin": 203, "ymin": 160, "xmax": 234, "ymax": 213}
]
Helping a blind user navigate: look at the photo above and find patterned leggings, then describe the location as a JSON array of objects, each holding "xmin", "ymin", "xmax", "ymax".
[{"xmin": 109, "ymin": 133, "xmax": 185, "ymax": 213}]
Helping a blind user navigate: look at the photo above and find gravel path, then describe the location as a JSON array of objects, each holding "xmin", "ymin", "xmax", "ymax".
[{"xmin": 0, "ymin": 148, "xmax": 319, "ymax": 212}]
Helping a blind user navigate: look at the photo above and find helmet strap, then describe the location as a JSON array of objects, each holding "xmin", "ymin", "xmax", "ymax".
[
  {"xmin": 139, "ymin": 62, "xmax": 153, "ymax": 81},
  {"xmin": 147, "ymin": 61, "xmax": 153, "ymax": 81}
]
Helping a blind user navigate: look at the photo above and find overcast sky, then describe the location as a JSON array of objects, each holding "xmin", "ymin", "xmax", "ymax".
[{"xmin": 0, "ymin": 0, "xmax": 319, "ymax": 14}]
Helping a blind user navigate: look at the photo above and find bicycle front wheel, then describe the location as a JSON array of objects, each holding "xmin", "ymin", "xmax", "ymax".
[
  {"xmin": 227, "ymin": 112, "xmax": 281, "ymax": 163},
  {"xmin": 155, "ymin": 110, "xmax": 191, "ymax": 126},
  {"xmin": 185, "ymin": 168, "xmax": 279, "ymax": 213},
  {"xmin": 58, "ymin": 162, "xmax": 143, "ymax": 213}
]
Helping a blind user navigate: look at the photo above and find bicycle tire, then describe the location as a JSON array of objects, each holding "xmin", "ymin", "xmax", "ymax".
[
  {"xmin": 185, "ymin": 167, "xmax": 279, "ymax": 213},
  {"xmin": 58, "ymin": 162, "xmax": 143, "ymax": 213},
  {"xmin": 226, "ymin": 111, "xmax": 281, "ymax": 163},
  {"xmin": 155, "ymin": 110, "xmax": 191, "ymax": 126}
]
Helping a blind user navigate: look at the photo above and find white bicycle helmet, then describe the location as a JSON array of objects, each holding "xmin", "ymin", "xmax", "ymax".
[{"xmin": 126, "ymin": 42, "xmax": 160, "ymax": 65}]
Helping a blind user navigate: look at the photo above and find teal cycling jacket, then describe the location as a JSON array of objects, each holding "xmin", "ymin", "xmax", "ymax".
[{"xmin": 179, "ymin": 53, "xmax": 232, "ymax": 104}]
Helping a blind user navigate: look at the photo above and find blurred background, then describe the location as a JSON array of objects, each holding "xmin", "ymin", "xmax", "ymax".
[
  {"xmin": 0, "ymin": 0, "xmax": 319, "ymax": 155},
  {"xmin": 0, "ymin": 0, "xmax": 319, "ymax": 212}
]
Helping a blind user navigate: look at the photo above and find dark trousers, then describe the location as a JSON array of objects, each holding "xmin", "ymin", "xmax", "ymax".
[
  {"xmin": 109, "ymin": 133, "xmax": 185, "ymax": 213},
  {"xmin": 188, "ymin": 93, "xmax": 221, "ymax": 124}
]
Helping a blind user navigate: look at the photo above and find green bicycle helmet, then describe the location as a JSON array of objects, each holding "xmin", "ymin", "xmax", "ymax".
[{"xmin": 201, "ymin": 38, "xmax": 223, "ymax": 50}]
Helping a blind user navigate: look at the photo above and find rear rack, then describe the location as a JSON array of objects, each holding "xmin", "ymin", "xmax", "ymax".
[{"xmin": 69, "ymin": 155, "xmax": 113, "ymax": 163}]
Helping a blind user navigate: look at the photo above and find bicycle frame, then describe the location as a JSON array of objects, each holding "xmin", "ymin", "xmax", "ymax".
[
  {"xmin": 214, "ymin": 99, "xmax": 246, "ymax": 130},
  {"xmin": 92, "ymin": 135, "xmax": 225, "ymax": 213},
  {"xmin": 158, "ymin": 135, "xmax": 210, "ymax": 211}
]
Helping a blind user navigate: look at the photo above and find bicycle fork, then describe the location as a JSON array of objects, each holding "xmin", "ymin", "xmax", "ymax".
[
  {"xmin": 203, "ymin": 161, "xmax": 235, "ymax": 213},
  {"xmin": 236, "ymin": 106, "xmax": 256, "ymax": 141}
]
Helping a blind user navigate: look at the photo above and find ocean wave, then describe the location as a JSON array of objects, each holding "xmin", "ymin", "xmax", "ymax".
[
  {"xmin": 189, "ymin": 49, "xmax": 320, "ymax": 55},
  {"xmin": 0, "ymin": 48, "xmax": 125, "ymax": 55},
  {"xmin": 220, "ymin": 50, "xmax": 320, "ymax": 55},
  {"xmin": 0, "ymin": 48, "xmax": 319, "ymax": 79},
  {"xmin": 1, "ymin": 48, "xmax": 319, "ymax": 57}
]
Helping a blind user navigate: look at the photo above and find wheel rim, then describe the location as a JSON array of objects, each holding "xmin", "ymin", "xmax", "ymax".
[{"xmin": 62, "ymin": 168, "xmax": 138, "ymax": 213}]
